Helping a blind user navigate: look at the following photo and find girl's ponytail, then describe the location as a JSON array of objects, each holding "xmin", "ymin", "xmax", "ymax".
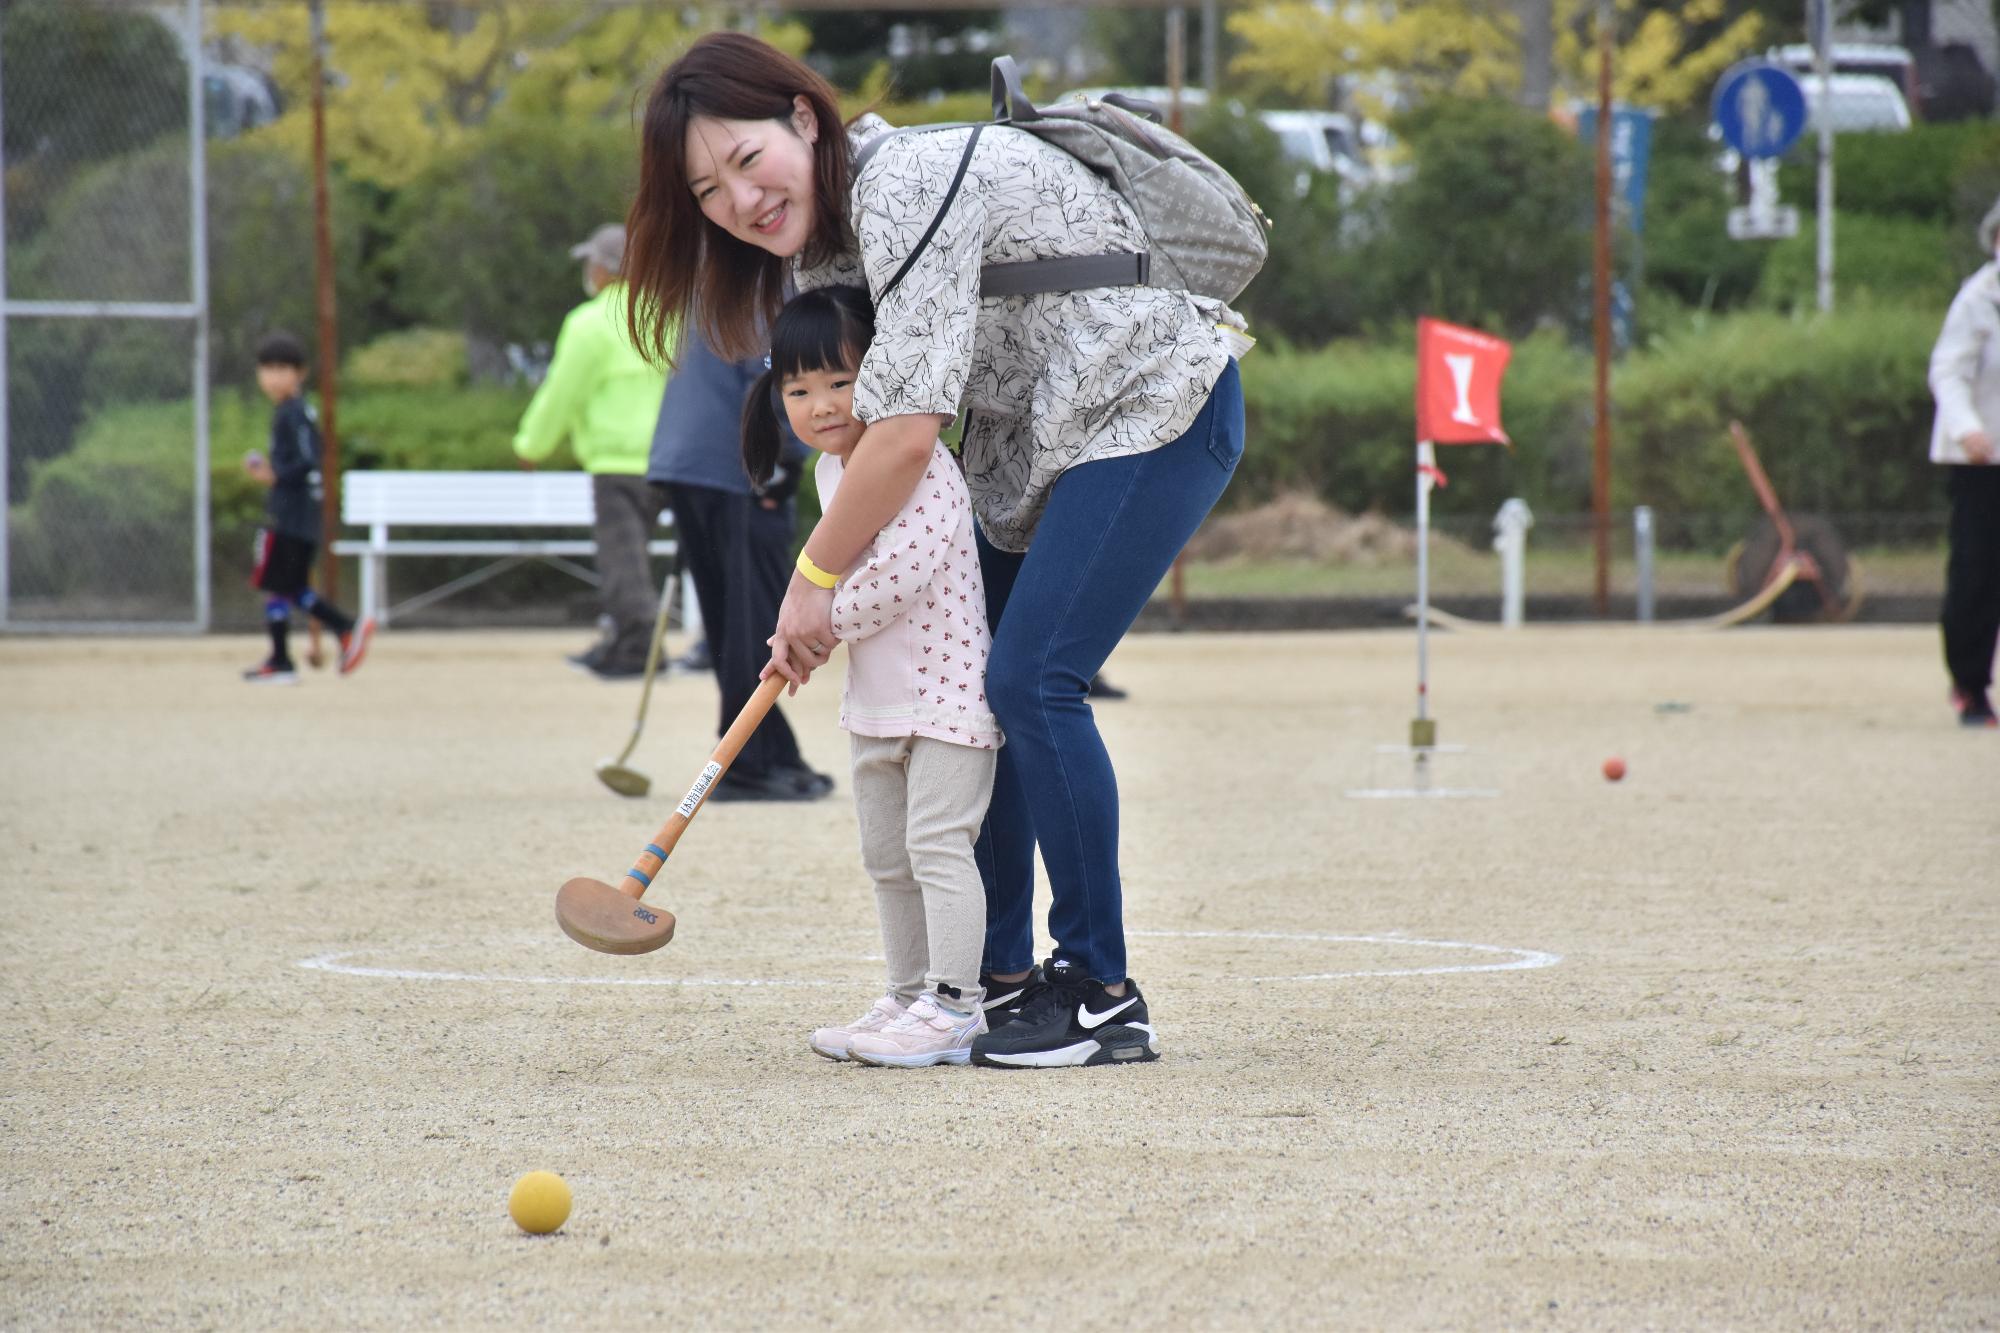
[{"xmin": 740, "ymin": 364, "xmax": 784, "ymax": 489}]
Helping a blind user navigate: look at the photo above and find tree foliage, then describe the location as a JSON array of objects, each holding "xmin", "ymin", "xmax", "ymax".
[
  {"xmin": 1230, "ymin": 0, "xmax": 1763, "ymax": 113},
  {"xmin": 208, "ymin": 2, "xmax": 805, "ymax": 189},
  {"xmin": 385, "ymin": 116, "xmax": 637, "ymax": 350},
  {"xmin": 1552, "ymin": 0, "xmax": 1763, "ymax": 113},
  {"xmin": 4, "ymin": 138, "xmax": 379, "ymax": 491},
  {"xmin": 2, "ymin": 0, "xmax": 188, "ymax": 240},
  {"xmin": 1374, "ymin": 99, "xmax": 1594, "ymax": 338}
]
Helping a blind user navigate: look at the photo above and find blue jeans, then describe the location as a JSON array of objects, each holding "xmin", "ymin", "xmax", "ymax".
[{"xmin": 976, "ymin": 361, "xmax": 1244, "ymax": 983}]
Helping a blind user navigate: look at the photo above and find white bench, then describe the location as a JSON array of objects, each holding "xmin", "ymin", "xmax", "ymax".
[{"xmin": 332, "ymin": 471, "xmax": 677, "ymax": 627}]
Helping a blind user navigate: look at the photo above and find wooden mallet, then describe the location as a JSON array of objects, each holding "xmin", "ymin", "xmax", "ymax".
[{"xmin": 556, "ymin": 671, "xmax": 791, "ymax": 954}]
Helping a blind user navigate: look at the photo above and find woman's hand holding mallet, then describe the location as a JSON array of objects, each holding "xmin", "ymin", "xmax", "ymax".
[{"xmin": 766, "ymin": 577, "xmax": 836, "ymax": 692}]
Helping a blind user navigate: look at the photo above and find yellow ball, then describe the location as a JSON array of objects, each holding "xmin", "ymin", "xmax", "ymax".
[{"xmin": 508, "ymin": 1171, "xmax": 572, "ymax": 1235}]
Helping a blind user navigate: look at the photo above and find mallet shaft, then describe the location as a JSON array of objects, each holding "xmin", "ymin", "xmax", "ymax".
[{"xmin": 615, "ymin": 671, "xmax": 791, "ymax": 900}]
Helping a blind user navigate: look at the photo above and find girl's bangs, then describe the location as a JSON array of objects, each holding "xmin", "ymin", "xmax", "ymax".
[{"xmin": 770, "ymin": 288, "xmax": 873, "ymax": 380}]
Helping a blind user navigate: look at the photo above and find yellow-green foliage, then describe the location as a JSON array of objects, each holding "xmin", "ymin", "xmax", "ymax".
[
  {"xmin": 1231, "ymin": 0, "xmax": 1518, "ymax": 106},
  {"xmin": 1553, "ymin": 0, "xmax": 1763, "ymax": 114},
  {"xmin": 208, "ymin": 3, "xmax": 806, "ymax": 189},
  {"xmin": 1230, "ymin": 0, "xmax": 1760, "ymax": 114}
]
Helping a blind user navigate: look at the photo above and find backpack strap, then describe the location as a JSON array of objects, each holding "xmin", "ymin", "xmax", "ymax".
[
  {"xmin": 1098, "ymin": 91, "xmax": 1163, "ymax": 124},
  {"xmin": 852, "ymin": 57, "xmax": 1157, "ymax": 304},
  {"xmin": 982, "ymin": 252, "xmax": 1149, "ymax": 297},
  {"xmin": 991, "ymin": 55, "xmax": 1039, "ymax": 124},
  {"xmin": 989, "ymin": 55, "xmax": 1163, "ymax": 127},
  {"xmin": 867, "ymin": 125, "xmax": 982, "ymax": 305}
]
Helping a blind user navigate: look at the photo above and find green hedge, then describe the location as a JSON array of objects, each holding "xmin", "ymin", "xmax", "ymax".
[
  {"xmin": 1615, "ymin": 303, "xmax": 1938, "ymax": 519},
  {"xmin": 7, "ymin": 394, "xmax": 264, "ymax": 609},
  {"xmin": 1235, "ymin": 301, "xmax": 1942, "ymax": 532},
  {"xmin": 1237, "ymin": 329, "xmax": 1589, "ymax": 520},
  {"xmin": 1757, "ymin": 212, "xmax": 1963, "ymax": 312},
  {"xmin": 1776, "ymin": 121, "xmax": 2000, "ymax": 228},
  {"xmin": 7, "ymin": 377, "xmax": 536, "ymax": 621},
  {"xmin": 7, "ymin": 302, "xmax": 1953, "ymax": 614}
]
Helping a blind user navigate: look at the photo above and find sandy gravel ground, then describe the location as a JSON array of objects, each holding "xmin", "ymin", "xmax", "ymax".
[{"xmin": 1, "ymin": 625, "xmax": 1994, "ymax": 1330}]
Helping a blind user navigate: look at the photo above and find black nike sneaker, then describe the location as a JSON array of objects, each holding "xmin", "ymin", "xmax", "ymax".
[
  {"xmin": 971, "ymin": 956, "xmax": 1159, "ymax": 1068},
  {"xmin": 979, "ymin": 964, "xmax": 1044, "ymax": 1032}
]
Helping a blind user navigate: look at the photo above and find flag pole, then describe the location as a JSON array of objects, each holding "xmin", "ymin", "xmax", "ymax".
[{"xmin": 1412, "ymin": 440, "xmax": 1437, "ymax": 750}]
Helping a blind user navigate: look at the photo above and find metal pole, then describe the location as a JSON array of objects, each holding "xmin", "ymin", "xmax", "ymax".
[
  {"xmin": 1412, "ymin": 441, "xmax": 1436, "ymax": 748},
  {"xmin": 189, "ymin": 0, "xmax": 211, "ymax": 631},
  {"xmin": 309, "ymin": 0, "xmax": 343, "ymax": 601},
  {"xmin": 0, "ymin": 35, "xmax": 11, "ymax": 629},
  {"xmin": 1591, "ymin": 0, "xmax": 1614, "ymax": 617},
  {"xmin": 1634, "ymin": 505, "xmax": 1655, "ymax": 622},
  {"xmin": 1495, "ymin": 499, "xmax": 1531, "ymax": 629},
  {"xmin": 1200, "ymin": 0, "xmax": 1218, "ymax": 96},
  {"xmin": 1812, "ymin": 0, "xmax": 1834, "ymax": 312}
]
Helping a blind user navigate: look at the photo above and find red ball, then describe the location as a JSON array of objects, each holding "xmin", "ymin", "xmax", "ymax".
[{"xmin": 1602, "ymin": 756, "xmax": 1627, "ymax": 782}]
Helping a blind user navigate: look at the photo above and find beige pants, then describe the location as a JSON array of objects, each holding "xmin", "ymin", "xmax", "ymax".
[{"xmin": 849, "ymin": 734, "xmax": 996, "ymax": 1003}]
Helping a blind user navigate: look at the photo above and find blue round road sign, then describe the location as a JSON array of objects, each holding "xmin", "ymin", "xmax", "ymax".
[{"xmin": 1712, "ymin": 62, "xmax": 1808, "ymax": 159}]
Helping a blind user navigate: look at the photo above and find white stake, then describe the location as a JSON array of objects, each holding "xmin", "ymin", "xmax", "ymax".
[{"xmin": 1413, "ymin": 441, "xmax": 1437, "ymax": 749}]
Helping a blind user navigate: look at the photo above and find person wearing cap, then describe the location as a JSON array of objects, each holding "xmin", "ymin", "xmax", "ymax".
[
  {"xmin": 1927, "ymin": 195, "xmax": 2000, "ymax": 728},
  {"xmin": 513, "ymin": 223, "xmax": 671, "ymax": 678}
]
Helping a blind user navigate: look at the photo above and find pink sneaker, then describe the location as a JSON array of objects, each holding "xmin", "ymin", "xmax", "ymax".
[
  {"xmin": 848, "ymin": 992, "xmax": 987, "ymax": 1068},
  {"xmin": 339, "ymin": 617, "xmax": 377, "ymax": 676},
  {"xmin": 808, "ymin": 994, "xmax": 907, "ymax": 1062}
]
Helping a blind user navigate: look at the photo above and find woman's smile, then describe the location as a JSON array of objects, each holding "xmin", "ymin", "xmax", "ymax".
[{"xmin": 685, "ymin": 109, "xmax": 818, "ymax": 258}]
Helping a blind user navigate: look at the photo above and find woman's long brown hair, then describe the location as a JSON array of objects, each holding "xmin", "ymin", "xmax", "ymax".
[{"xmin": 626, "ymin": 33, "xmax": 854, "ymax": 364}]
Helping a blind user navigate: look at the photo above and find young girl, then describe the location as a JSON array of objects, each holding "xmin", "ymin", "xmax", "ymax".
[{"xmin": 742, "ymin": 285, "xmax": 1002, "ymax": 1068}]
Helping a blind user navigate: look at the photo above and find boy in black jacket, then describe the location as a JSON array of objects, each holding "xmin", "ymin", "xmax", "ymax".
[{"xmin": 242, "ymin": 333, "xmax": 374, "ymax": 684}]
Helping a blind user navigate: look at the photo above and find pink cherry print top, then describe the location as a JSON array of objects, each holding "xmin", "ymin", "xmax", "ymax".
[{"xmin": 817, "ymin": 441, "xmax": 1002, "ymax": 751}]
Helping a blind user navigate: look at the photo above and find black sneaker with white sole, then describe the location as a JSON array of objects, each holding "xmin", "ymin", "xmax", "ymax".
[
  {"xmin": 979, "ymin": 964, "xmax": 1043, "ymax": 1031},
  {"xmin": 971, "ymin": 956, "xmax": 1159, "ymax": 1068}
]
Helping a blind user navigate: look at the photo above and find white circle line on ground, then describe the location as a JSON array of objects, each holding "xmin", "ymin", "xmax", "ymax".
[
  {"xmin": 295, "ymin": 953, "xmax": 843, "ymax": 987},
  {"xmin": 296, "ymin": 931, "xmax": 1560, "ymax": 989},
  {"xmin": 1129, "ymin": 929, "xmax": 1560, "ymax": 982}
]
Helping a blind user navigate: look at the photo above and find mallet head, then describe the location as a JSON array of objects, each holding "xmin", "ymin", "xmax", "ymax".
[
  {"xmin": 555, "ymin": 876, "xmax": 676, "ymax": 954},
  {"xmin": 595, "ymin": 760, "xmax": 651, "ymax": 799}
]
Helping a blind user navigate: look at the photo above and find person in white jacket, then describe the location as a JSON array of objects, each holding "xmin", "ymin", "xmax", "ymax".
[{"xmin": 1927, "ymin": 195, "xmax": 2000, "ymax": 728}]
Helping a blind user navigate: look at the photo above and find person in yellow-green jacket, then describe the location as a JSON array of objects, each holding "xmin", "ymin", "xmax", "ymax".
[{"xmin": 514, "ymin": 223, "xmax": 671, "ymax": 679}]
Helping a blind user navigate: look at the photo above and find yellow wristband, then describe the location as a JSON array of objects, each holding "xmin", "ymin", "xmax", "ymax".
[{"xmin": 795, "ymin": 550, "xmax": 839, "ymax": 590}]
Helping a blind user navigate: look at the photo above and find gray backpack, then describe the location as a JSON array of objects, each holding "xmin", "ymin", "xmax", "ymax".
[{"xmin": 856, "ymin": 56, "xmax": 1271, "ymax": 306}]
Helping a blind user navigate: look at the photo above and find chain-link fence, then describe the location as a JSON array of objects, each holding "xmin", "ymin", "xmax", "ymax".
[
  {"xmin": 2, "ymin": 2, "xmax": 1965, "ymax": 638},
  {"xmin": 2, "ymin": 0, "xmax": 211, "ymax": 630}
]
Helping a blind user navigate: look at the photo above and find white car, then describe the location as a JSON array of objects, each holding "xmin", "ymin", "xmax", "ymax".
[
  {"xmin": 1766, "ymin": 42, "xmax": 1920, "ymax": 109},
  {"xmin": 1059, "ymin": 88, "xmax": 1389, "ymax": 196},
  {"xmin": 1258, "ymin": 109, "xmax": 1375, "ymax": 188},
  {"xmin": 1056, "ymin": 85, "xmax": 1211, "ymax": 121},
  {"xmin": 1795, "ymin": 72, "xmax": 1913, "ymax": 134}
]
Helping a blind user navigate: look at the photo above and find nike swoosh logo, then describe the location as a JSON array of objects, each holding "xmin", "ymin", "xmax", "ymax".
[{"xmin": 1077, "ymin": 996, "xmax": 1137, "ymax": 1029}]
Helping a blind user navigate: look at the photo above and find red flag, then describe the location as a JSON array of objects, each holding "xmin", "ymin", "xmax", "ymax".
[{"xmin": 1416, "ymin": 317, "xmax": 1512, "ymax": 446}]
